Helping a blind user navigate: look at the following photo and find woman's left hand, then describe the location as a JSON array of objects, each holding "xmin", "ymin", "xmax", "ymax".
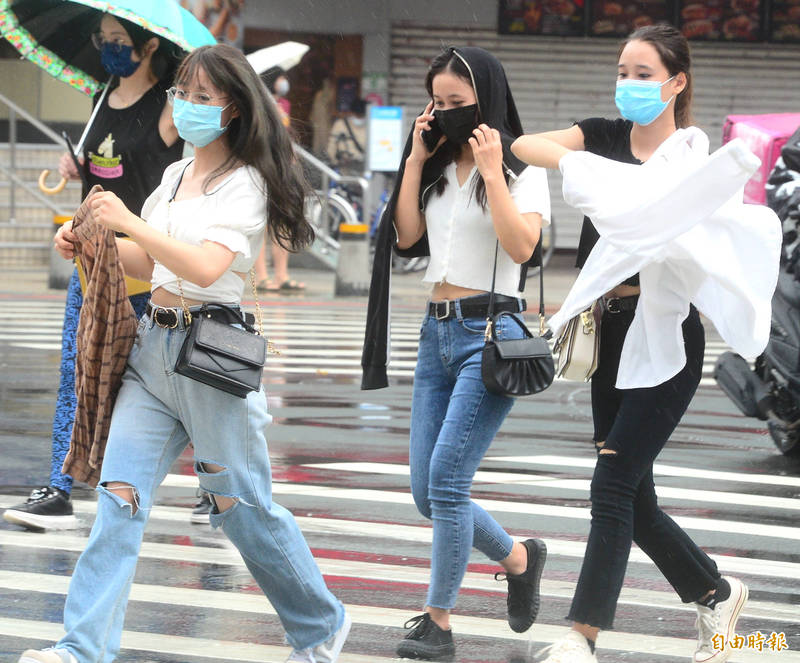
[
  {"xmin": 89, "ymin": 191, "xmax": 136, "ymax": 234},
  {"xmin": 469, "ymin": 124, "xmax": 504, "ymax": 181}
]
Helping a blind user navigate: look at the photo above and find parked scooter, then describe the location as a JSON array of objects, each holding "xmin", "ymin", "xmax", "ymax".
[{"xmin": 714, "ymin": 126, "xmax": 800, "ymax": 457}]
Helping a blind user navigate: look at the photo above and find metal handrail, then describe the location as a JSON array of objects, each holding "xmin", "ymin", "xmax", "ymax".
[
  {"xmin": 0, "ymin": 90, "xmax": 67, "ymax": 147},
  {"xmin": 295, "ymin": 143, "xmax": 368, "ymax": 233},
  {"xmin": 0, "ymin": 162, "xmax": 67, "ymax": 216},
  {"xmin": 0, "ymin": 89, "xmax": 70, "ymax": 223}
]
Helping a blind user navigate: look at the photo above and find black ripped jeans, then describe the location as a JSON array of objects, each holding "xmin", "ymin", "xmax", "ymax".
[{"xmin": 567, "ymin": 304, "xmax": 721, "ymax": 630}]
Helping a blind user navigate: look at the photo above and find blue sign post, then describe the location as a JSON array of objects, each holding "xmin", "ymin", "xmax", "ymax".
[{"xmin": 367, "ymin": 106, "xmax": 404, "ymax": 172}]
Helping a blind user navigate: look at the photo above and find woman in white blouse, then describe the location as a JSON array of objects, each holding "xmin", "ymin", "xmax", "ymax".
[
  {"xmin": 28, "ymin": 44, "xmax": 350, "ymax": 663},
  {"xmin": 379, "ymin": 47, "xmax": 551, "ymax": 660}
]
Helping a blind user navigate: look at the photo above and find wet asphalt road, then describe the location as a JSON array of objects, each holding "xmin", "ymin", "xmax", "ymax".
[{"xmin": 0, "ymin": 291, "xmax": 799, "ymax": 663}]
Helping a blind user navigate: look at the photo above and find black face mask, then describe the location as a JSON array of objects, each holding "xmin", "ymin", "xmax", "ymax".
[{"xmin": 434, "ymin": 104, "xmax": 479, "ymax": 144}]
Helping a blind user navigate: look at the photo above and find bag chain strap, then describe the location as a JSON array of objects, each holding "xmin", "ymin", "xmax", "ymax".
[
  {"xmin": 485, "ymin": 239, "xmax": 546, "ymax": 341},
  {"xmin": 166, "ymin": 189, "xmax": 279, "ymax": 355}
]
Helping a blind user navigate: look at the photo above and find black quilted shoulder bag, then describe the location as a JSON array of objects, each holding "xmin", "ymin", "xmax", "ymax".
[{"xmin": 481, "ymin": 241, "xmax": 555, "ymax": 397}]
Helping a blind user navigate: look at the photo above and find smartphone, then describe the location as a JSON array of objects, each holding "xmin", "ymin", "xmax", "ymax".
[{"xmin": 421, "ymin": 115, "xmax": 443, "ymax": 153}]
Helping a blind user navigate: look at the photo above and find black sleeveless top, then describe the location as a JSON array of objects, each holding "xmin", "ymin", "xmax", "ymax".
[
  {"xmin": 82, "ymin": 79, "xmax": 183, "ymax": 215},
  {"xmin": 575, "ymin": 117, "xmax": 641, "ymax": 286}
]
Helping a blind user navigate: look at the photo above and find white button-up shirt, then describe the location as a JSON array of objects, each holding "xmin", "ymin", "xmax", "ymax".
[
  {"xmin": 422, "ymin": 163, "xmax": 550, "ymax": 297},
  {"xmin": 549, "ymin": 128, "xmax": 782, "ymax": 389}
]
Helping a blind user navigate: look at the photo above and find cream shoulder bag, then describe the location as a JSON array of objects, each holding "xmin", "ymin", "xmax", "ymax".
[{"xmin": 553, "ymin": 300, "xmax": 601, "ymax": 382}]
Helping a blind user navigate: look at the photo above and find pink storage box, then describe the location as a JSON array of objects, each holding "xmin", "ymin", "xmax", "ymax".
[{"xmin": 723, "ymin": 113, "xmax": 800, "ymax": 205}]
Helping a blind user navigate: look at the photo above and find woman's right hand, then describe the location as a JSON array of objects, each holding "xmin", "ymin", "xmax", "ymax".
[
  {"xmin": 54, "ymin": 219, "xmax": 77, "ymax": 260},
  {"xmin": 58, "ymin": 152, "xmax": 83, "ymax": 180},
  {"xmin": 408, "ymin": 101, "xmax": 444, "ymax": 166}
]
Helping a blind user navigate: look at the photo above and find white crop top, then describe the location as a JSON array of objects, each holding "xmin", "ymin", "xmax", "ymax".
[
  {"xmin": 141, "ymin": 158, "xmax": 267, "ymax": 303},
  {"xmin": 422, "ymin": 163, "xmax": 550, "ymax": 297}
]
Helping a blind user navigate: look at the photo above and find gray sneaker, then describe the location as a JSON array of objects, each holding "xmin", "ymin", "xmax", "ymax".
[{"xmin": 190, "ymin": 491, "xmax": 213, "ymax": 524}]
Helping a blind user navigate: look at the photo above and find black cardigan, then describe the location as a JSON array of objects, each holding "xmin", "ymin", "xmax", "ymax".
[{"xmin": 360, "ymin": 46, "xmax": 535, "ymax": 390}]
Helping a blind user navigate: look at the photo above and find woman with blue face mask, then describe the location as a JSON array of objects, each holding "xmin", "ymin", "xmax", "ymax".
[
  {"xmin": 511, "ymin": 24, "xmax": 749, "ymax": 663},
  {"xmin": 3, "ymin": 13, "xmax": 184, "ymax": 533},
  {"xmin": 22, "ymin": 44, "xmax": 351, "ymax": 663}
]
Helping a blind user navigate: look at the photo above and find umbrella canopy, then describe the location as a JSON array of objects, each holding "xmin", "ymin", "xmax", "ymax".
[
  {"xmin": 246, "ymin": 41, "xmax": 309, "ymax": 76},
  {"xmin": 0, "ymin": 0, "xmax": 216, "ymax": 96}
]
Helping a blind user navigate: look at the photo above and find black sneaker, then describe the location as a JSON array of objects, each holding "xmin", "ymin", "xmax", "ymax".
[
  {"xmin": 3, "ymin": 486, "xmax": 78, "ymax": 531},
  {"xmin": 496, "ymin": 538, "xmax": 547, "ymax": 633},
  {"xmin": 190, "ymin": 492, "xmax": 213, "ymax": 524},
  {"xmin": 396, "ymin": 613, "xmax": 455, "ymax": 661}
]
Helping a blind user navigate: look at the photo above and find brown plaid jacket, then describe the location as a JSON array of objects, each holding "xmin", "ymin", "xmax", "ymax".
[{"xmin": 62, "ymin": 185, "xmax": 138, "ymax": 487}]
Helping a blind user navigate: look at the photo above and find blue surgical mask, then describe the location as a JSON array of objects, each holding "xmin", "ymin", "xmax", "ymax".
[
  {"xmin": 100, "ymin": 43, "xmax": 141, "ymax": 78},
  {"xmin": 172, "ymin": 98, "xmax": 232, "ymax": 147},
  {"xmin": 614, "ymin": 77, "xmax": 675, "ymax": 126}
]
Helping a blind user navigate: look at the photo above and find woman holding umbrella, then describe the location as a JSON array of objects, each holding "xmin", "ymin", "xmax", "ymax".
[{"xmin": 2, "ymin": 11, "xmax": 185, "ymax": 532}]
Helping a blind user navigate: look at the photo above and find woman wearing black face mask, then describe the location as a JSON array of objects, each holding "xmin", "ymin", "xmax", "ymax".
[
  {"xmin": 3, "ymin": 13, "xmax": 183, "ymax": 533},
  {"xmin": 361, "ymin": 47, "xmax": 551, "ymax": 661}
]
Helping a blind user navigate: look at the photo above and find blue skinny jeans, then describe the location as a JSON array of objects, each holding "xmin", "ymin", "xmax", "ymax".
[{"xmin": 409, "ymin": 297, "xmax": 526, "ymax": 610}]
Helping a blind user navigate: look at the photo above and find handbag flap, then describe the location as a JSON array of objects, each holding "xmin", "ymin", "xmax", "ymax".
[
  {"xmin": 194, "ymin": 317, "xmax": 267, "ymax": 365},
  {"xmin": 494, "ymin": 336, "xmax": 551, "ymax": 360}
]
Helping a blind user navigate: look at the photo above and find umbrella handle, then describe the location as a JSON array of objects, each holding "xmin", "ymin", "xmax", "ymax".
[{"xmin": 39, "ymin": 169, "xmax": 67, "ymax": 195}]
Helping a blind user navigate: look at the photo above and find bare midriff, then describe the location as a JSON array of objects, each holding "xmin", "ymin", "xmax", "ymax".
[
  {"xmin": 149, "ymin": 271, "xmax": 247, "ymax": 308},
  {"xmin": 431, "ymin": 281, "xmax": 487, "ymax": 302}
]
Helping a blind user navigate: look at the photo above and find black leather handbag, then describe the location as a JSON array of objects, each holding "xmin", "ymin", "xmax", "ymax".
[
  {"xmin": 175, "ymin": 304, "xmax": 267, "ymax": 398},
  {"xmin": 481, "ymin": 242, "xmax": 555, "ymax": 397}
]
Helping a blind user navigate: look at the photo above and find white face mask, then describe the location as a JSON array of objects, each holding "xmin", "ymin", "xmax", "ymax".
[{"xmin": 275, "ymin": 78, "xmax": 290, "ymax": 97}]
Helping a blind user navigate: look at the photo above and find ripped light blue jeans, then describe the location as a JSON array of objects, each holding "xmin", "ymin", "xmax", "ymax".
[
  {"xmin": 57, "ymin": 311, "xmax": 344, "ymax": 663},
  {"xmin": 409, "ymin": 297, "xmax": 525, "ymax": 610}
]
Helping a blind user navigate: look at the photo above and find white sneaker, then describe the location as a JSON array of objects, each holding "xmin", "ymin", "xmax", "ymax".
[
  {"xmin": 286, "ymin": 612, "xmax": 352, "ymax": 663},
  {"xmin": 537, "ymin": 630, "xmax": 598, "ymax": 662},
  {"xmin": 19, "ymin": 649, "xmax": 78, "ymax": 663},
  {"xmin": 285, "ymin": 651, "xmax": 315, "ymax": 663},
  {"xmin": 693, "ymin": 576, "xmax": 749, "ymax": 663}
]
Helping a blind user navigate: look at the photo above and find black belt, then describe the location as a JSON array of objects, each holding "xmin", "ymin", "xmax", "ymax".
[
  {"xmin": 602, "ymin": 294, "xmax": 639, "ymax": 314},
  {"xmin": 427, "ymin": 294, "xmax": 525, "ymax": 321},
  {"xmin": 146, "ymin": 302, "xmax": 253, "ymax": 329}
]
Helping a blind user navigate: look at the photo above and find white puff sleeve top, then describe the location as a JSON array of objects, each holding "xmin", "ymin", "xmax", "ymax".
[{"xmin": 141, "ymin": 158, "xmax": 267, "ymax": 304}]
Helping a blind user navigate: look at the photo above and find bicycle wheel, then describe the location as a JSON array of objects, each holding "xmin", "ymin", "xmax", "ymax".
[{"xmin": 306, "ymin": 192, "xmax": 358, "ymax": 244}]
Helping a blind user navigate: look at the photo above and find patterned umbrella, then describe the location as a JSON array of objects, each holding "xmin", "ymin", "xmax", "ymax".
[{"xmin": 0, "ymin": 0, "xmax": 216, "ymax": 97}]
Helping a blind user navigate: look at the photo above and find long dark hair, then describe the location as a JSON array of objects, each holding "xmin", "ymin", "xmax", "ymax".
[
  {"xmin": 174, "ymin": 44, "xmax": 314, "ymax": 252},
  {"xmin": 423, "ymin": 49, "xmax": 489, "ymax": 208},
  {"xmin": 621, "ymin": 24, "xmax": 693, "ymax": 128}
]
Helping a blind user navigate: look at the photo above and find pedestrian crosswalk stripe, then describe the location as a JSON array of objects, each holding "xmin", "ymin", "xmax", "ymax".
[
  {"xmin": 12, "ymin": 479, "xmax": 794, "ymax": 582},
  {"xmin": 0, "ymin": 299, "xmax": 745, "ymax": 385},
  {"xmin": 2, "ymin": 518, "xmax": 798, "ymax": 617},
  {"xmin": 153, "ymin": 473, "xmax": 800, "ymax": 545},
  {"xmin": 0, "ymin": 616, "xmax": 392, "ymax": 663},
  {"xmin": 3, "ymin": 577, "xmax": 797, "ymax": 662},
  {"xmin": 270, "ymin": 482, "xmax": 800, "ymax": 542},
  {"xmin": 485, "ymin": 454, "xmax": 800, "ymax": 488},
  {"xmin": 301, "ymin": 461, "xmax": 800, "ymax": 511}
]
